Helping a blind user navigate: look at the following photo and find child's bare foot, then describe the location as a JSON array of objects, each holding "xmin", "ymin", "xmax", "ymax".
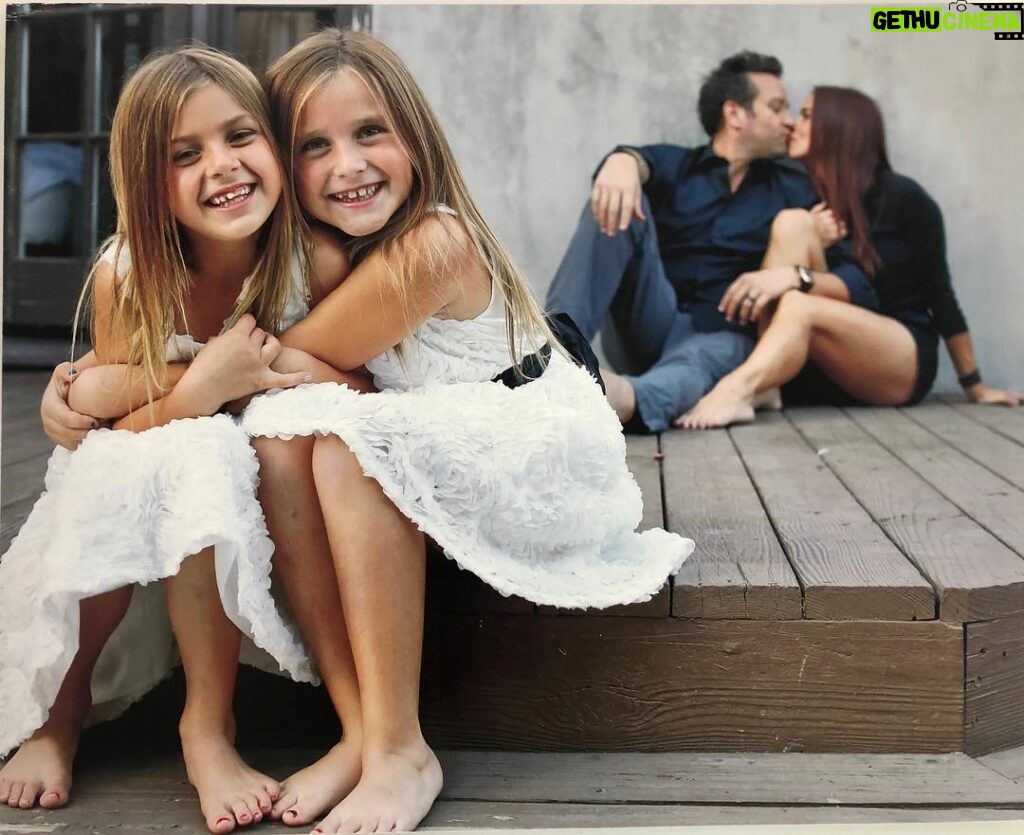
[
  {"xmin": 180, "ymin": 723, "xmax": 280, "ymax": 834},
  {"xmin": 312, "ymin": 741, "xmax": 442, "ymax": 834},
  {"xmin": 0, "ymin": 727, "xmax": 79, "ymax": 810},
  {"xmin": 676, "ymin": 378, "xmax": 756, "ymax": 430},
  {"xmin": 600, "ymin": 368, "xmax": 637, "ymax": 425},
  {"xmin": 271, "ymin": 737, "xmax": 362, "ymax": 827}
]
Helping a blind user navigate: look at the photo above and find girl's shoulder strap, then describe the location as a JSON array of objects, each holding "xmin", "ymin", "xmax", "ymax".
[
  {"xmin": 428, "ymin": 203, "xmax": 457, "ymax": 217},
  {"xmin": 97, "ymin": 236, "xmax": 132, "ymax": 278}
]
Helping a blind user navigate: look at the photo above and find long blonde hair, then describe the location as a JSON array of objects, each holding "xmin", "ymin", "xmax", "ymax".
[
  {"xmin": 74, "ymin": 46, "xmax": 299, "ymax": 395},
  {"xmin": 265, "ymin": 28, "xmax": 557, "ymax": 366}
]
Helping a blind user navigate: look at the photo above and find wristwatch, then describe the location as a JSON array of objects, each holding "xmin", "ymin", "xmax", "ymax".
[{"xmin": 795, "ymin": 265, "xmax": 815, "ymax": 293}]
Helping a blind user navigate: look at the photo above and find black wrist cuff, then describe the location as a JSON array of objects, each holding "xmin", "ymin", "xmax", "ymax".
[{"xmin": 958, "ymin": 369, "xmax": 982, "ymax": 389}]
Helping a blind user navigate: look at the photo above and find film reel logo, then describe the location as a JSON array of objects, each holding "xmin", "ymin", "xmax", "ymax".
[{"xmin": 953, "ymin": 1, "xmax": 1023, "ymax": 38}]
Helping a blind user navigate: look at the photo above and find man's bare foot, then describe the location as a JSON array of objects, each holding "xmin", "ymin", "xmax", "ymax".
[
  {"xmin": 312, "ymin": 741, "xmax": 442, "ymax": 834},
  {"xmin": 600, "ymin": 368, "xmax": 637, "ymax": 425},
  {"xmin": 270, "ymin": 737, "xmax": 362, "ymax": 827},
  {"xmin": 180, "ymin": 723, "xmax": 280, "ymax": 834},
  {"xmin": 0, "ymin": 726, "xmax": 79, "ymax": 810},
  {"xmin": 676, "ymin": 378, "xmax": 756, "ymax": 430}
]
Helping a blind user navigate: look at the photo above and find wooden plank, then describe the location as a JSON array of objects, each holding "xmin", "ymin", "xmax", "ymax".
[
  {"xmin": 436, "ymin": 751, "xmax": 1023, "ymax": 804},
  {"xmin": 966, "ymin": 614, "xmax": 1024, "ymax": 756},
  {"xmin": 0, "ymin": 371, "xmax": 51, "ymax": 424},
  {"xmin": 849, "ymin": 408, "xmax": 1024, "ymax": 559},
  {"xmin": 663, "ymin": 430, "xmax": 801, "ymax": 620},
  {"xmin": 729, "ymin": 413, "xmax": 934, "ymax": 621},
  {"xmin": 425, "ymin": 803, "xmax": 1024, "ymax": 828},
  {"xmin": 420, "ymin": 615, "xmax": 964, "ymax": 753},
  {"xmin": 789, "ymin": 408, "xmax": 1024, "ymax": 623},
  {"xmin": 943, "ymin": 397, "xmax": 1024, "ymax": 447},
  {"xmin": 1, "ymin": 405, "xmax": 54, "ymax": 468},
  {"xmin": 907, "ymin": 402, "xmax": 1024, "ymax": 492},
  {"xmin": 540, "ymin": 435, "xmax": 669, "ymax": 617},
  {"xmin": 979, "ymin": 743, "xmax": 1024, "ymax": 782}
]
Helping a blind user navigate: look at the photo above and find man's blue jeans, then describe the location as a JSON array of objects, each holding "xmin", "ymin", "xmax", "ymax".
[{"xmin": 546, "ymin": 199, "xmax": 753, "ymax": 432}]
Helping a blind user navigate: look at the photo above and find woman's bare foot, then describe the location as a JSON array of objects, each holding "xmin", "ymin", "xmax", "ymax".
[
  {"xmin": 180, "ymin": 721, "xmax": 280, "ymax": 834},
  {"xmin": 753, "ymin": 386, "xmax": 783, "ymax": 412},
  {"xmin": 0, "ymin": 726, "xmax": 79, "ymax": 810},
  {"xmin": 676, "ymin": 378, "xmax": 757, "ymax": 430},
  {"xmin": 271, "ymin": 737, "xmax": 362, "ymax": 827},
  {"xmin": 600, "ymin": 368, "xmax": 637, "ymax": 425},
  {"xmin": 312, "ymin": 741, "xmax": 442, "ymax": 834}
]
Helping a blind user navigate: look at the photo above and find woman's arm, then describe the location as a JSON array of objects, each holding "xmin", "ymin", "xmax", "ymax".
[
  {"xmin": 944, "ymin": 331, "xmax": 1021, "ymax": 405},
  {"xmin": 281, "ymin": 214, "xmax": 485, "ymax": 370}
]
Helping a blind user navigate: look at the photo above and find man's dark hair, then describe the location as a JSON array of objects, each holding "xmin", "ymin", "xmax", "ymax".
[{"xmin": 697, "ymin": 51, "xmax": 783, "ymax": 137}]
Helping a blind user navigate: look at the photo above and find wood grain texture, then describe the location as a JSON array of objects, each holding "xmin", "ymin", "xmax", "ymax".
[
  {"xmin": 966, "ymin": 614, "xmax": 1024, "ymax": 756},
  {"xmin": 730, "ymin": 414, "xmax": 933, "ymax": 621},
  {"xmin": 420, "ymin": 615, "xmax": 963, "ymax": 753},
  {"xmin": 663, "ymin": 429, "xmax": 801, "ymax": 620},
  {"xmin": 943, "ymin": 397, "xmax": 1024, "ymax": 447},
  {"xmin": 907, "ymin": 402, "xmax": 1024, "ymax": 492},
  {"xmin": 790, "ymin": 408, "xmax": 1024, "ymax": 623},
  {"xmin": 539, "ymin": 435, "xmax": 670, "ymax": 617},
  {"xmin": 436, "ymin": 750, "xmax": 1024, "ymax": 804},
  {"xmin": 850, "ymin": 407, "xmax": 1024, "ymax": 559}
]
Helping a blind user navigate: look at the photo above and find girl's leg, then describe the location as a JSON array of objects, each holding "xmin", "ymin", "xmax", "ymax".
[
  {"xmin": 679, "ymin": 291, "xmax": 917, "ymax": 428},
  {"xmin": 309, "ymin": 436, "xmax": 442, "ymax": 835},
  {"xmin": 0, "ymin": 587, "xmax": 132, "ymax": 809},
  {"xmin": 165, "ymin": 549, "xmax": 278, "ymax": 835},
  {"xmin": 252, "ymin": 436, "xmax": 364, "ymax": 826}
]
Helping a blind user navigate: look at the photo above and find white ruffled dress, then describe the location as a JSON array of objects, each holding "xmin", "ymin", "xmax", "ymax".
[
  {"xmin": 241, "ymin": 278, "xmax": 694, "ymax": 609},
  {"xmin": 0, "ymin": 245, "xmax": 314, "ymax": 760}
]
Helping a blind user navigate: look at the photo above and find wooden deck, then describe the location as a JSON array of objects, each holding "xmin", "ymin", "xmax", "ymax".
[{"xmin": 4, "ymin": 370, "xmax": 1024, "ymax": 762}]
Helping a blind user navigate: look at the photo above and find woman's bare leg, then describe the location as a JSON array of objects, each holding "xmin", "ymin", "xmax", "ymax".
[
  {"xmin": 309, "ymin": 436, "xmax": 442, "ymax": 835},
  {"xmin": 165, "ymin": 549, "xmax": 279, "ymax": 834},
  {"xmin": 0, "ymin": 587, "xmax": 132, "ymax": 809},
  {"xmin": 680, "ymin": 291, "xmax": 918, "ymax": 428},
  {"xmin": 680, "ymin": 209, "xmax": 916, "ymax": 428},
  {"xmin": 252, "ymin": 436, "xmax": 364, "ymax": 826}
]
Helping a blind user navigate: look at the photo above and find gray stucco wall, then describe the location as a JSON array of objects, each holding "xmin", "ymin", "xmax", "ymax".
[{"xmin": 374, "ymin": 4, "xmax": 1023, "ymax": 393}]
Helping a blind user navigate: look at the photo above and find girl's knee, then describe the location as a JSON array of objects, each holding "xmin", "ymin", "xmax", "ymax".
[
  {"xmin": 253, "ymin": 435, "xmax": 313, "ymax": 467},
  {"xmin": 311, "ymin": 435, "xmax": 362, "ymax": 489},
  {"xmin": 770, "ymin": 208, "xmax": 815, "ymax": 243}
]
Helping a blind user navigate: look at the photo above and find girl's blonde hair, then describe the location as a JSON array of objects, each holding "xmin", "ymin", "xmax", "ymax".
[
  {"xmin": 74, "ymin": 46, "xmax": 299, "ymax": 395},
  {"xmin": 265, "ymin": 28, "xmax": 557, "ymax": 367}
]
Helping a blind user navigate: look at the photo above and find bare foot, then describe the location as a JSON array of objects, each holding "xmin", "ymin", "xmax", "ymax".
[
  {"xmin": 181, "ymin": 725, "xmax": 280, "ymax": 834},
  {"xmin": 271, "ymin": 737, "xmax": 362, "ymax": 827},
  {"xmin": 676, "ymin": 379, "xmax": 756, "ymax": 430},
  {"xmin": 600, "ymin": 368, "xmax": 636, "ymax": 425},
  {"xmin": 312, "ymin": 742, "xmax": 442, "ymax": 833},
  {"xmin": 0, "ymin": 726, "xmax": 79, "ymax": 810},
  {"xmin": 753, "ymin": 386, "xmax": 783, "ymax": 412}
]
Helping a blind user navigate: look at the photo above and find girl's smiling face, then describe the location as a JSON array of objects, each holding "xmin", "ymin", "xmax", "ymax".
[
  {"xmin": 294, "ymin": 69, "xmax": 413, "ymax": 237},
  {"xmin": 168, "ymin": 82, "xmax": 282, "ymax": 243}
]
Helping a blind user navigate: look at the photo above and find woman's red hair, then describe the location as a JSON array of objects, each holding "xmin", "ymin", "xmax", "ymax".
[{"xmin": 806, "ymin": 86, "xmax": 891, "ymax": 279}]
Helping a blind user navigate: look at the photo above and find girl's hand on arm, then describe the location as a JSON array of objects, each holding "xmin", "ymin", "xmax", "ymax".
[{"xmin": 41, "ymin": 361, "xmax": 106, "ymax": 450}]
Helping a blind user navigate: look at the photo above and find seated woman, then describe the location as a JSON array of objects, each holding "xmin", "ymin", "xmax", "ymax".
[{"xmin": 679, "ymin": 86, "xmax": 1019, "ymax": 429}]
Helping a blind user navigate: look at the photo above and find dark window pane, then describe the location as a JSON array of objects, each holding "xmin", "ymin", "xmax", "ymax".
[
  {"xmin": 235, "ymin": 9, "xmax": 320, "ymax": 77},
  {"xmin": 95, "ymin": 140, "xmax": 116, "ymax": 248},
  {"xmin": 27, "ymin": 16, "xmax": 85, "ymax": 133},
  {"xmin": 98, "ymin": 10, "xmax": 156, "ymax": 132},
  {"xmin": 19, "ymin": 140, "xmax": 85, "ymax": 257}
]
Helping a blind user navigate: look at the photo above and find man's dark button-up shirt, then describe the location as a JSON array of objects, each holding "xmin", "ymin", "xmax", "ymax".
[{"xmin": 620, "ymin": 143, "xmax": 877, "ymax": 334}]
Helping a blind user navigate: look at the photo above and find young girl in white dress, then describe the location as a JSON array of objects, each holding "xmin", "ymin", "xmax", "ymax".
[
  {"xmin": 229, "ymin": 29, "xmax": 695, "ymax": 833},
  {"xmin": 0, "ymin": 47, "xmax": 360, "ymax": 834}
]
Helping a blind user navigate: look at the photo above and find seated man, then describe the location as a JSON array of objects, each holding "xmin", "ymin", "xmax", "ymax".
[{"xmin": 546, "ymin": 51, "xmax": 876, "ymax": 433}]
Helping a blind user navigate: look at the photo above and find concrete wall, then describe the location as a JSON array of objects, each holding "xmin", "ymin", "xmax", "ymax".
[{"xmin": 374, "ymin": 4, "xmax": 1024, "ymax": 393}]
